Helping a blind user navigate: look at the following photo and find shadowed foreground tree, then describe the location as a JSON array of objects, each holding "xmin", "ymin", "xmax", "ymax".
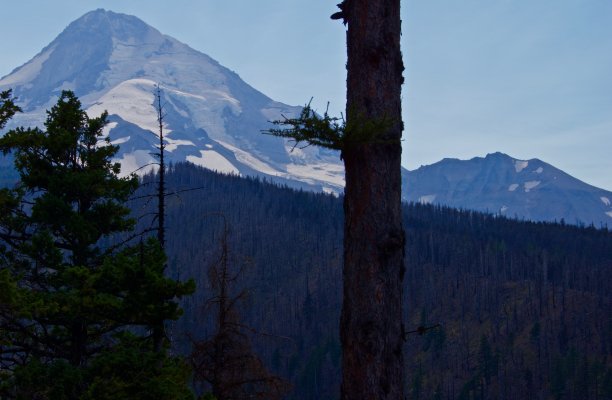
[
  {"xmin": 191, "ymin": 220, "xmax": 290, "ymax": 400},
  {"xmin": 0, "ymin": 91, "xmax": 194, "ymax": 399},
  {"xmin": 339, "ymin": 2, "xmax": 405, "ymax": 397},
  {"xmin": 266, "ymin": 0, "xmax": 405, "ymax": 398},
  {"xmin": 0, "ymin": 90, "xmax": 20, "ymax": 130},
  {"xmin": 151, "ymin": 83, "xmax": 169, "ymax": 353}
]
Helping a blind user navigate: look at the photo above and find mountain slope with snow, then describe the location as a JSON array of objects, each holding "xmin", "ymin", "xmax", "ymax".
[
  {"xmin": 2, "ymin": 10, "xmax": 611, "ymax": 228},
  {"xmin": 0, "ymin": 9, "xmax": 344, "ymax": 193}
]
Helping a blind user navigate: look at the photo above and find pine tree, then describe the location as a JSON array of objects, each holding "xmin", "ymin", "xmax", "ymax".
[
  {"xmin": 0, "ymin": 90, "xmax": 194, "ymax": 399},
  {"xmin": 0, "ymin": 90, "xmax": 20, "ymax": 130}
]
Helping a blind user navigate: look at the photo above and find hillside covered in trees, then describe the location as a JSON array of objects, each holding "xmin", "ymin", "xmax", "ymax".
[{"xmin": 134, "ymin": 162, "xmax": 612, "ymax": 400}]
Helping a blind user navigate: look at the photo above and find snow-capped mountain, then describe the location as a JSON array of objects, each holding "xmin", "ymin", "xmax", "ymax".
[
  {"xmin": 402, "ymin": 152, "xmax": 612, "ymax": 228},
  {"xmin": 2, "ymin": 10, "xmax": 611, "ymax": 228},
  {"xmin": 0, "ymin": 9, "xmax": 344, "ymax": 193}
]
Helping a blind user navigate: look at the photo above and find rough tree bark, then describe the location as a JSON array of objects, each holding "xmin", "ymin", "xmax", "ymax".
[
  {"xmin": 339, "ymin": 0, "xmax": 405, "ymax": 399},
  {"xmin": 265, "ymin": 1, "xmax": 405, "ymax": 396}
]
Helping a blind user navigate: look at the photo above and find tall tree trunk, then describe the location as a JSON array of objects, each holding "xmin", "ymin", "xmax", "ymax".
[
  {"xmin": 156, "ymin": 85, "xmax": 166, "ymax": 251},
  {"xmin": 154, "ymin": 85, "xmax": 166, "ymax": 352},
  {"xmin": 340, "ymin": 0, "xmax": 405, "ymax": 399},
  {"xmin": 70, "ymin": 320, "xmax": 87, "ymax": 367}
]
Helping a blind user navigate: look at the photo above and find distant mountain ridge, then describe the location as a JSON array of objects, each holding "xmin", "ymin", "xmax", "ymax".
[
  {"xmin": 402, "ymin": 152, "xmax": 612, "ymax": 228},
  {"xmin": 1, "ymin": 10, "xmax": 611, "ymax": 228}
]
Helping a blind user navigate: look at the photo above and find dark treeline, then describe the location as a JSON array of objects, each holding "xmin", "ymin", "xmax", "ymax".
[{"xmin": 133, "ymin": 162, "xmax": 612, "ymax": 400}]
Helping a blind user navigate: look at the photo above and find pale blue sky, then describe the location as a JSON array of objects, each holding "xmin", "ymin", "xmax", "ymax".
[{"xmin": 1, "ymin": 1, "xmax": 611, "ymax": 189}]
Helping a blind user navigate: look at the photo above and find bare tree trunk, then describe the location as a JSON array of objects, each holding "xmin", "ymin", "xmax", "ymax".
[
  {"xmin": 153, "ymin": 85, "xmax": 166, "ymax": 352},
  {"xmin": 340, "ymin": 0, "xmax": 405, "ymax": 399},
  {"xmin": 155, "ymin": 85, "xmax": 166, "ymax": 251}
]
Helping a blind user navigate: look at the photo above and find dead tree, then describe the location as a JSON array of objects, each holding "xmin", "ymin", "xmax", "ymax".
[{"xmin": 190, "ymin": 219, "xmax": 290, "ymax": 400}]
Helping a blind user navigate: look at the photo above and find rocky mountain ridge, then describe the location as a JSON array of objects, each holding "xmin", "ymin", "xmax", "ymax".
[{"xmin": 2, "ymin": 9, "xmax": 611, "ymax": 227}]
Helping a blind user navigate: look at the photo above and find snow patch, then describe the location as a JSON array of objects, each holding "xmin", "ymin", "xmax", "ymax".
[
  {"xmin": 101, "ymin": 122, "xmax": 118, "ymax": 138},
  {"xmin": 261, "ymin": 106, "xmax": 298, "ymax": 122},
  {"xmin": 110, "ymin": 136, "xmax": 130, "ymax": 145},
  {"xmin": 500, "ymin": 205, "xmax": 509, "ymax": 213},
  {"xmin": 261, "ymin": 107, "xmax": 282, "ymax": 121},
  {"xmin": 167, "ymin": 87, "xmax": 207, "ymax": 102},
  {"xmin": 534, "ymin": 167, "xmax": 543, "ymax": 174},
  {"xmin": 606, "ymin": 211, "xmax": 612, "ymax": 218},
  {"xmin": 418, "ymin": 194, "xmax": 436, "ymax": 205},
  {"xmin": 514, "ymin": 160, "xmax": 528, "ymax": 173},
  {"xmin": 166, "ymin": 86, "xmax": 240, "ymax": 108},
  {"xmin": 218, "ymin": 141, "xmax": 281, "ymax": 176},
  {"xmin": 54, "ymin": 80, "xmax": 77, "ymax": 92},
  {"xmin": 285, "ymin": 163, "xmax": 345, "ymax": 188},
  {"xmin": 284, "ymin": 142, "xmax": 309, "ymax": 161},
  {"xmin": 165, "ymin": 138, "xmax": 195, "ymax": 152},
  {"xmin": 116, "ymin": 150, "xmax": 158, "ymax": 177},
  {"xmin": 87, "ymin": 79, "xmax": 168, "ymax": 134},
  {"xmin": 218, "ymin": 140, "xmax": 344, "ymax": 190},
  {"xmin": 601, "ymin": 197, "xmax": 611, "ymax": 206},
  {"xmin": 0, "ymin": 46, "xmax": 55, "ymax": 86},
  {"xmin": 186, "ymin": 150, "xmax": 239, "ymax": 175},
  {"xmin": 164, "ymin": 96, "xmax": 190, "ymax": 118},
  {"xmin": 508, "ymin": 184, "xmax": 519, "ymax": 192},
  {"xmin": 322, "ymin": 187, "xmax": 337, "ymax": 196},
  {"xmin": 524, "ymin": 181, "xmax": 541, "ymax": 192}
]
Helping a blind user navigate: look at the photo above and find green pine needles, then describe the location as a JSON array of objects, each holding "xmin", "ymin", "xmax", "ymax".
[
  {"xmin": 265, "ymin": 101, "xmax": 345, "ymax": 150},
  {"xmin": 0, "ymin": 90, "xmax": 20, "ymax": 131},
  {"xmin": 0, "ymin": 91, "xmax": 194, "ymax": 400},
  {"xmin": 264, "ymin": 100, "xmax": 396, "ymax": 153}
]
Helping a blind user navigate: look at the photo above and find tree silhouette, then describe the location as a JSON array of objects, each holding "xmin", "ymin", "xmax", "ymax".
[
  {"xmin": 0, "ymin": 90, "xmax": 20, "ymax": 130},
  {"xmin": 190, "ymin": 218, "xmax": 290, "ymax": 400},
  {"xmin": 0, "ymin": 91, "xmax": 194, "ymax": 399},
  {"xmin": 266, "ymin": 0, "xmax": 405, "ymax": 398}
]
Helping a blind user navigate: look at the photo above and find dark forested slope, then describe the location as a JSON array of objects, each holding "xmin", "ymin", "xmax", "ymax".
[{"xmin": 135, "ymin": 163, "xmax": 611, "ymax": 400}]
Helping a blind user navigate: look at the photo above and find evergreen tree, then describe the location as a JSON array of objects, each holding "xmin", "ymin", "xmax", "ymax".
[
  {"xmin": 0, "ymin": 91, "xmax": 194, "ymax": 399},
  {"xmin": 479, "ymin": 335, "xmax": 497, "ymax": 385},
  {"xmin": 0, "ymin": 90, "xmax": 20, "ymax": 187},
  {"xmin": 0, "ymin": 90, "xmax": 20, "ymax": 130},
  {"xmin": 133, "ymin": 162, "xmax": 612, "ymax": 400}
]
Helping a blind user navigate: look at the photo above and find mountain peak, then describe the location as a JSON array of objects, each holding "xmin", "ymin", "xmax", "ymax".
[
  {"xmin": 484, "ymin": 151, "xmax": 511, "ymax": 160},
  {"xmin": 0, "ymin": 9, "xmax": 174, "ymax": 109},
  {"xmin": 78, "ymin": 8, "xmax": 113, "ymax": 19},
  {"xmin": 82, "ymin": 8, "xmax": 114, "ymax": 17},
  {"xmin": 0, "ymin": 10, "xmax": 339, "ymax": 194},
  {"xmin": 403, "ymin": 152, "xmax": 612, "ymax": 227},
  {"xmin": 70, "ymin": 8, "xmax": 141, "ymax": 25},
  {"xmin": 63, "ymin": 9, "xmax": 158, "ymax": 42}
]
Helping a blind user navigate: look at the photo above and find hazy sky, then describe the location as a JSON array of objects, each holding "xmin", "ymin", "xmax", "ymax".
[{"xmin": 1, "ymin": 1, "xmax": 611, "ymax": 189}]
